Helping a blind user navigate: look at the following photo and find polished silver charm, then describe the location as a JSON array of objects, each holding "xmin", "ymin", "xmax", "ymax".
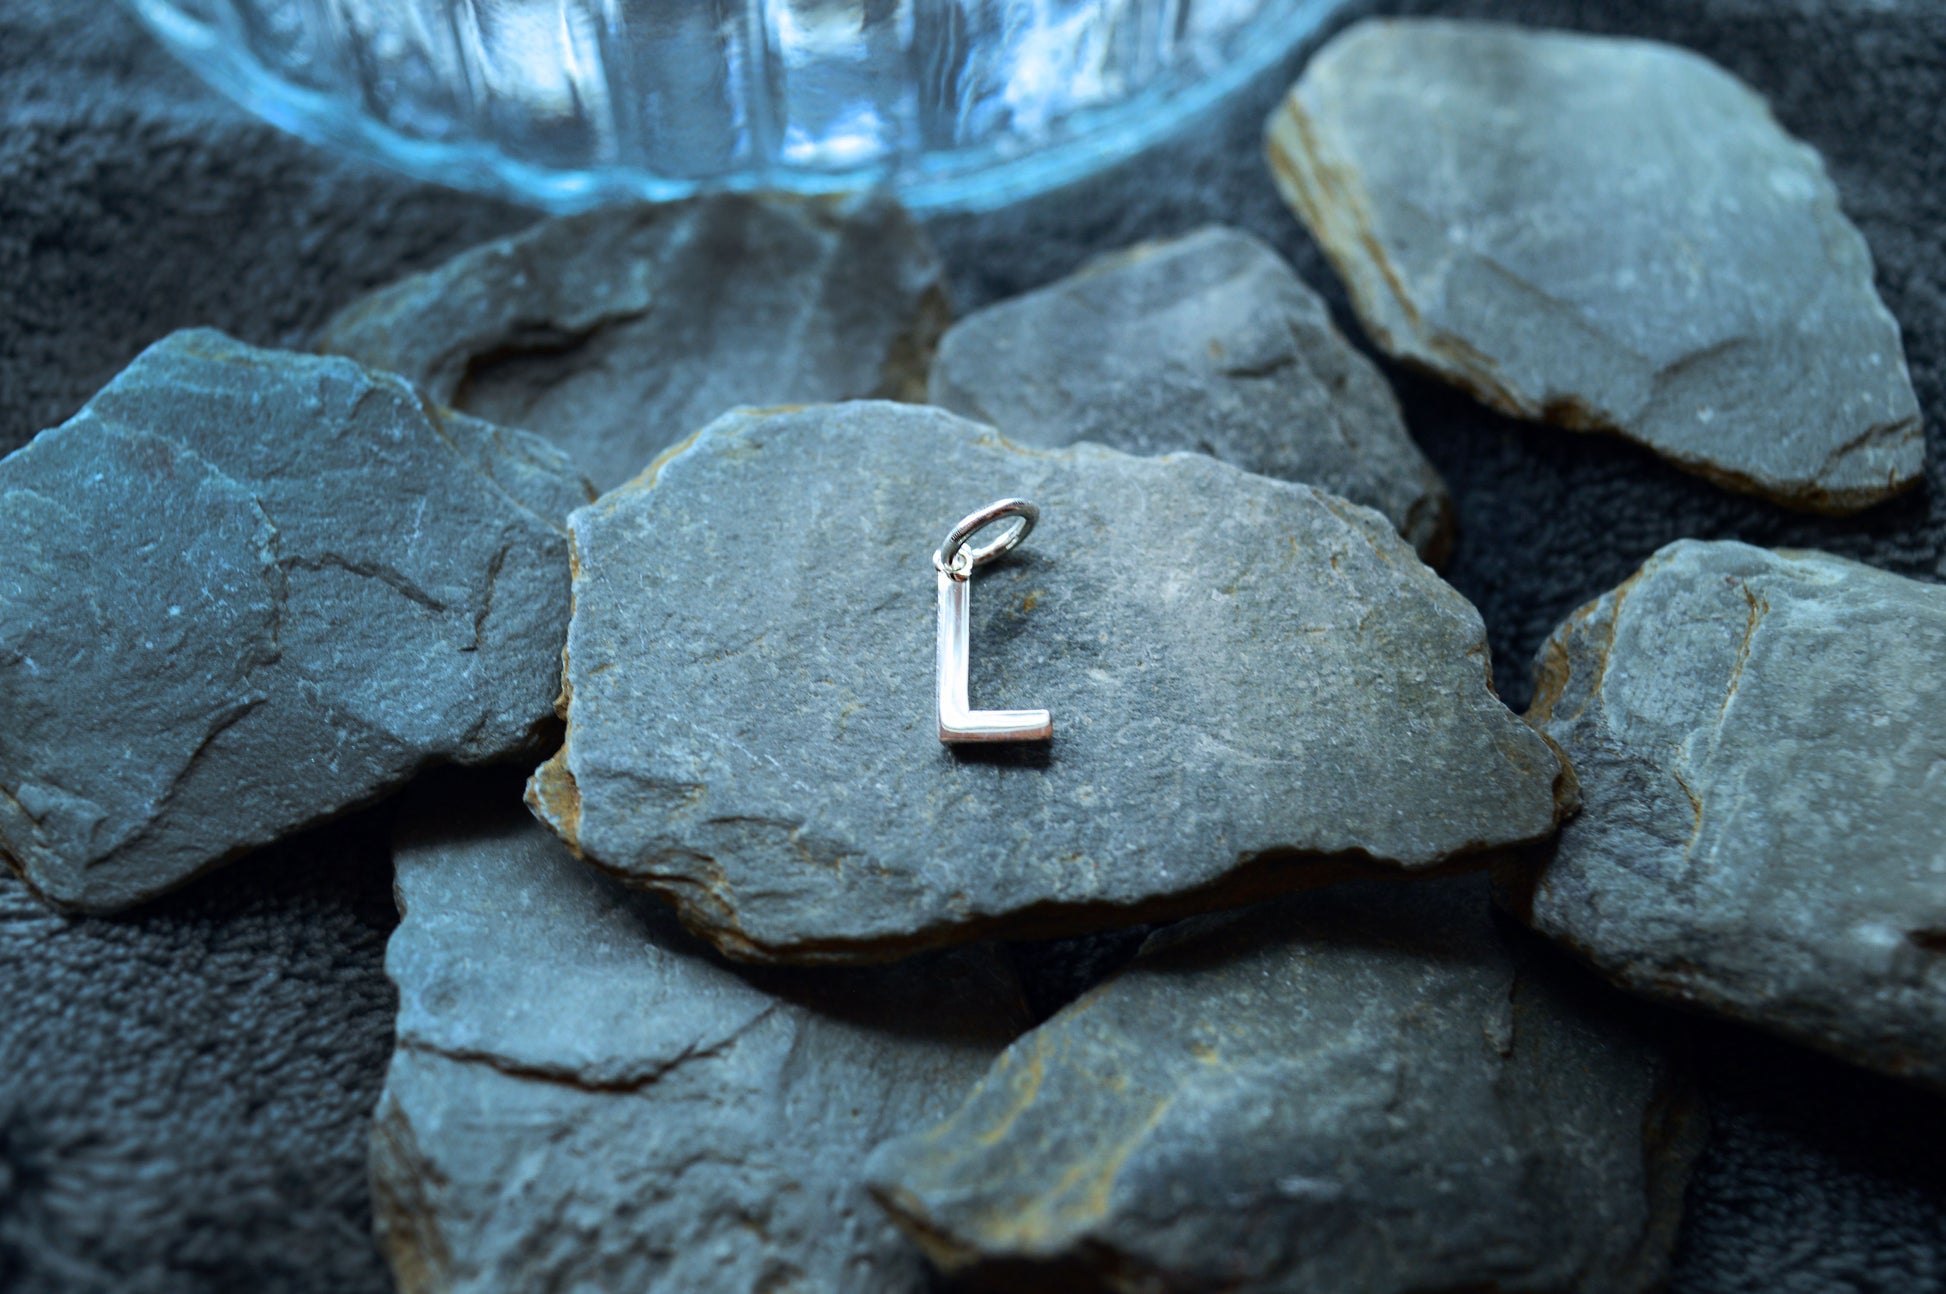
[{"xmin": 934, "ymin": 498, "xmax": 1052, "ymax": 744}]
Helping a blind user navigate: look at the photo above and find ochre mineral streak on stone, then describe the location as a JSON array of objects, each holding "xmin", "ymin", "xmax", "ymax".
[
  {"xmin": 527, "ymin": 400, "xmax": 1568, "ymax": 965},
  {"xmin": 927, "ymin": 226, "xmax": 1454, "ymax": 564},
  {"xmin": 1267, "ymin": 19, "xmax": 1923, "ymax": 513},
  {"xmin": 377, "ymin": 783, "xmax": 1028, "ymax": 1294},
  {"xmin": 0, "ymin": 330, "xmax": 586, "ymax": 912},
  {"xmin": 866, "ymin": 877, "xmax": 1703, "ymax": 1294},
  {"xmin": 1509, "ymin": 540, "xmax": 1946, "ymax": 1090},
  {"xmin": 319, "ymin": 193, "xmax": 949, "ymax": 493}
]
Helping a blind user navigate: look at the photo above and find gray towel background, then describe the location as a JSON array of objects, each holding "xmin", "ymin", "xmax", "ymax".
[{"xmin": 2, "ymin": 1, "xmax": 1942, "ymax": 1290}]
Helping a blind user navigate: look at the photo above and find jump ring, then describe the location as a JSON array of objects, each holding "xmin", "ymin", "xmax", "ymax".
[{"xmin": 934, "ymin": 498, "xmax": 1038, "ymax": 576}]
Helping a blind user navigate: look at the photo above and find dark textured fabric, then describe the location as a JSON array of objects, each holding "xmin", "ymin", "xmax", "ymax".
[
  {"xmin": 1, "ymin": 0, "xmax": 1941, "ymax": 1291},
  {"xmin": 0, "ymin": 811, "xmax": 400, "ymax": 1294},
  {"xmin": 0, "ymin": 6, "xmax": 531, "ymax": 456}
]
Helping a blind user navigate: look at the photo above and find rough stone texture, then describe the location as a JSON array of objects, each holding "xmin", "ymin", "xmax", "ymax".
[
  {"xmin": 379, "ymin": 775, "xmax": 1029, "ymax": 1294},
  {"xmin": 7, "ymin": 0, "xmax": 1946, "ymax": 1289},
  {"xmin": 927, "ymin": 226, "xmax": 1454, "ymax": 563},
  {"xmin": 1266, "ymin": 18, "xmax": 1924, "ymax": 513},
  {"xmin": 530, "ymin": 401, "xmax": 1566, "ymax": 963},
  {"xmin": 318, "ymin": 194, "xmax": 949, "ymax": 493},
  {"xmin": 1506, "ymin": 539, "xmax": 1946, "ymax": 1090},
  {"xmin": 868, "ymin": 876, "xmax": 1703, "ymax": 1294},
  {"xmin": 0, "ymin": 330, "xmax": 585, "ymax": 913}
]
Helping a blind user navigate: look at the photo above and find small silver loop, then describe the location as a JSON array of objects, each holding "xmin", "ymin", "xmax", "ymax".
[{"xmin": 934, "ymin": 498, "xmax": 1038, "ymax": 576}]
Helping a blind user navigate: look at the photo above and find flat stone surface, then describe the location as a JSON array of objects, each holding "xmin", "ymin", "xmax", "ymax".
[
  {"xmin": 0, "ymin": 329, "xmax": 584, "ymax": 913},
  {"xmin": 378, "ymin": 778, "xmax": 1028, "ymax": 1294},
  {"xmin": 1507, "ymin": 539, "xmax": 1946, "ymax": 1090},
  {"xmin": 529, "ymin": 400, "xmax": 1568, "ymax": 963},
  {"xmin": 928, "ymin": 226, "xmax": 1453, "ymax": 563},
  {"xmin": 319, "ymin": 194, "xmax": 948, "ymax": 493},
  {"xmin": 1267, "ymin": 18, "xmax": 1923, "ymax": 513},
  {"xmin": 867, "ymin": 876, "xmax": 1703, "ymax": 1294}
]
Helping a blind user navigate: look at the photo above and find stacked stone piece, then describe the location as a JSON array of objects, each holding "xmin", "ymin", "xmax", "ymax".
[
  {"xmin": 868, "ymin": 878, "xmax": 1701, "ymax": 1294},
  {"xmin": 0, "ymin": 330, "xmax": 584, "ymax": 912},
  {"xmin": 928, "ymin": 226, "xmax": 1455, "ymax": 562},
  {"xmin": 319, "ymin": 193, "xmax": 949, "ymax": 494},
  {"xmin": 527, "ymin": 401, "xmax": 1568, "ymax": 964},
  {"xmin": 1509, "ymin": 541, "xmax": 1946, "ymax": 1091},
  {"xmin": 379, "ymin": 781, "xmax": 1028, "ymax": 1293},
  {"xmin": 1268, "ymin": 19, "xmax": 1922, "ymax": 511}
]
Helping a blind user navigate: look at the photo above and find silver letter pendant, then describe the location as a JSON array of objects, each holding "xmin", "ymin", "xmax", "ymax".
[{"xmin": 934, "ymin": 499, "xmax": 1053, "ymax": 744}]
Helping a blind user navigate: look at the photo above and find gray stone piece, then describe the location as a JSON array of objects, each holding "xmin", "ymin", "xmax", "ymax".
[
  {"xmin": 377, "ymin": 781, "xmax": 1029, "ymax": 1294},
  {"xmin": 1267, "ymin": 19, "xmax": 1923, "ymax": 513},
  {"xmin": 866, "ymin": 876, "xmax": 1703, "ymax": 1294},
  {"xmin": 318, "ymin": 193, "xmax": 949, "ymax": 493},
  {"xmin": 929, "ymin": 226, "xmax": 1454, "ymax": 563},
  {"xmin": 0, "ymin": 329, "xmax": 585, "ymax": 913},
  {"xmin": 527, "ymin": 400, "xmax": 1568, "ymax": 964},
  {"xmin": 1507, "ymin": 539, "xmax": 1946, "ymax": 1090}
]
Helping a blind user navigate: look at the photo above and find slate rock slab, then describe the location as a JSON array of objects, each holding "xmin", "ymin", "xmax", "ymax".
[
  {"xmin": 378, "ymin": 779, "xmax": 1029, "ymax": 1294},
  {"xmin": 1506, "ymin": 539, "xmax": 1946, "ymax": 1090},
  {"xmin": 1267, "ymin": 19, "xmax": 1923, "ymax": 513},
  {"xmin": 927, "ymin": 226, "xmax": 1454, "ymax": 563},
  {"xmin": 0, "ymin": 329, "xmax": 585, "ymax": 913},
  {"xmin": 866, "ymin": 876, "xmax": 1703, "ymax": 1294},
  {"xmin": 528, "ymin": 400, "xmax": 1568, "ymax": 963},
  {"xmin": 318, "ymin": 193, "xmax": 949, "ymax": 493}
]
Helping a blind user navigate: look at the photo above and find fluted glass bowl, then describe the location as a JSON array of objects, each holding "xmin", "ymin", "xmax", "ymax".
[{"xmin": 125, "ymin": 0, "xmax": 1344, "ymax": 210}]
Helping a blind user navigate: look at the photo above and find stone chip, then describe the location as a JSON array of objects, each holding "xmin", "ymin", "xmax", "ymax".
[
  {"xmin": 319, "ymin": 193, "xmax": 949, "ymax": 493},
  {"xmin": 377, "ymin": 779, "xmax": 1029, "ymax": 1294},
  {"xmin": 866, "ymin": 876, "xmax": 1702, "ymax": 1294},
  {"xmin": 0, "ymin": 329, "xmax": 585, "ymax": 912},
  {"xmin": 1507, "ymin": 539, "xmax": 1946, "ymax": 1090},
  {"xmin": 1267, "ymin": 19, "xmax": 1923, "ymax": 512},
  {"xmin": 928, "ymin": 226, "xmax": 1453, "ymax": 562},
  {"xmin": 528, "ymin": 400, "xmax": 1568, "ymax": 963}
]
